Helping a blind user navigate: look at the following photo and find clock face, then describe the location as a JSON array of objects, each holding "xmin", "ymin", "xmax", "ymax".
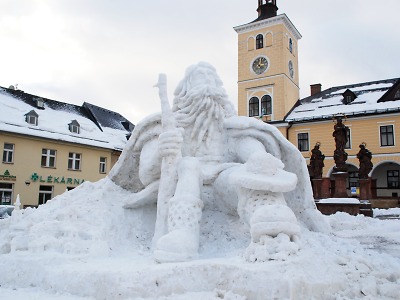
[
  {"xmin": 252, "ymin": 56, "xmax": 268, "ymax": 75},
  {"xmin": 289, "ymin": 60, "xmax": 294, "ymax": 78}
]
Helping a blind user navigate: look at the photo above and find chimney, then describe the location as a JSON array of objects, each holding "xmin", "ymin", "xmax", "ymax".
[{"xmin": 310, "ymin": 84, "xmax": 322, "ymax": 96}]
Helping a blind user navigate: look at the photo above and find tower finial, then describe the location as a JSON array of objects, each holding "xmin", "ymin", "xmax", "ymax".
[{"xmin": 257, "ymin": 0, "xmax": 278, "ymax": 20}]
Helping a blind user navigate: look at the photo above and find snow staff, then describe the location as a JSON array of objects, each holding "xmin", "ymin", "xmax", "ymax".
[{"xmin": 109, "ymin": 62, "xmax": 329, "ymax": 262}]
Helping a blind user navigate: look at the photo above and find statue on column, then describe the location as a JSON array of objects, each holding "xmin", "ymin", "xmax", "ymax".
[
  {"xmin": 357, "ymin": 143, "xmax": 373, "ymax": 179},
  {"xmin": 332, "ymin": 116, "xmax": 349, "ymax": 172},
  {"xmin": 309, "ymin": 143, "xmax": 325, "ymax": 179}
]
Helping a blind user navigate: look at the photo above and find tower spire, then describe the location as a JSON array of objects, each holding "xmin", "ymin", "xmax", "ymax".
[{"xmin": 257, "ymin": 0, "xmax": 278, "ymax": 20}]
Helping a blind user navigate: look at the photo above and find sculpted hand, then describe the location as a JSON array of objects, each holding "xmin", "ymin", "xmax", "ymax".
[{"xmin": 158, "ymin": 128, "xmax": 184, "ymax": 157}]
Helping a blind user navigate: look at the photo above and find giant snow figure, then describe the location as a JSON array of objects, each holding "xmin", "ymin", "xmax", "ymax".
[{"xmin": 110, "ymin": 62, "xmax": 328, "ymax": 262}]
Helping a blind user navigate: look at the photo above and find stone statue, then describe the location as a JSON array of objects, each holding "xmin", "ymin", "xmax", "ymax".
[
  {"xmin": 332, "ymin": 116, "xmax": 349, "ymax": 172},
  {"xmin": 333, "ymin": 116, "xmax": 348, "ymax": 152},
  {"xmin": 357, "ymin": 144, "xmax": 373, "ymax": 179},
  {"xmin": 309, "ymin": 143, "xmax": 325, "ymax": 179},
  {"xmin": 109, "ymin": 62, "xmax": 328, "ymax": 262}
]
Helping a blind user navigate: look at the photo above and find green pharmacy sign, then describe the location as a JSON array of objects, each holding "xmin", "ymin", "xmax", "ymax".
[
  {"xmin": 0, "ymin": 170, "xmax": 16, "ymax": 181},
  {"xmin": 31, "ymin": 173, "xmax": 85, "ymax": 185}
]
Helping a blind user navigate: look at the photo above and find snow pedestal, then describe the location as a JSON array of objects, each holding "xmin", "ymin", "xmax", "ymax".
[{"xmin": 316, "ymin": 198, "xmax": 360, "ymax": 216}]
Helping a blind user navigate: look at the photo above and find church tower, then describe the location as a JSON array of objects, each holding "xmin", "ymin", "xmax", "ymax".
[{"xmin": 234, "ymin": 0, "xmax": 301, "ymax": 123}]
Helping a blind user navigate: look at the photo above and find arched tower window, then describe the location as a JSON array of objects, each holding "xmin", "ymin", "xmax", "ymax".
[
  {"xmin": 265, "ymin": 32, "xmax": 273, "ymax": 47},
  {"xmin": 256, "ymin": 34, "xmax": 264, "ymax": 49},
  {"xmin": 249, "ymin": 97, "xmax": 260, "ymax": 117},
  {"xmin": 261, "ymin": 95, "xmax": 272, "ymax": 115},
  {"xmin": 289, "ymin": 38, "xmax": 293, "ymax": 53},
  {"xmin": 248, "ymin": 37, "xmax": 255, "ymax": 51}
]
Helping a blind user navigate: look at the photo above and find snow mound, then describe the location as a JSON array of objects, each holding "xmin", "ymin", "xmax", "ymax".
[{"xmin": 0, "ymin": 179, "xmax": 399, "ymax": 299}]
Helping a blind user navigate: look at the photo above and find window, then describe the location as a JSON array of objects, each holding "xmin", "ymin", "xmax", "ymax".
[
  {"xmin": 0, "ymin": 183, "xmax": 13, "ymax": 205},
  {"xmin": 348, "ymin": 171, "xmax": 359, "ymax": 188},
  {"xmin": 34, "ymin": 97, "xmax": 44, "ymax": 109},
  {"xmin": 380, "ymin": 125, "xmax": 394, "ymax": 146},
  {"xmin": 395, "ymin": 89, "xmax": 400, "ymax": 99},
  {"xmin": 27, "ymin": 115, "xmax": 37, "ymax": 125},
  {"xmin": 99, "ymin": 157, "xmax": 107, "ymax": 174},
  {"xmin": 249, "ymin": 97, "xmax": 259, "ymax": 117},
  {"xmin": 70, "ymin": 125, "xmax": 79, "ymax": 134},
  {"xmin": 256, "ymin": 34, "xmax": 263, "ymax": 49},
  {"xmin": 342, "ymin": 90, "xmax": 356, "ymax": 104},
  {"xmin": 289, "ymin": 38, "xmax": 293, "ymax": 53},
  {"xmin": 68, "ymin": 153, "xmax": 81, "ymax": 170},
  {"xmin": 38, "ymin": 185, "xmax": 53, "ymax": 205},
  {"xmin": 3, "ymin": 143, "xmax": 14, "ymax": 163},
  {"xmin": 345, "ymin": 128, "xmax": 351, "ymax": 149},
  {"xmin": 247, "ymin": 37, "xmax": 255, "ymax": 51},
  {"xmin": 297, "ymin": 133, "xmax": 309, "ymax": 152},
  {"xmin": 261, "ymin": 95, "xmax": 272, "ymax": 115},
  {"xmin": 265, "ymin": 32, "xmax": 273, "ymax": 47},
  {"xmin": 69, "ymin": 120, "xmax": 80, "ymax": 134},
  {"xmin": 25, "ymin": 110, "xmax": 38, "ymax": 126},
  {"xmin": 41, "ymin": 149, "xmax": 56, "ymax": 168},
  {"xmin": 387, "ymin": 170, "xmax": 399, "ymax": 188}
]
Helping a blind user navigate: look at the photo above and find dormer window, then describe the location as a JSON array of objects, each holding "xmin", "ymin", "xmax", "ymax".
[
  {"xmin": 342, "ymin": 89, "xmax": 357, "ymax": 105},
  {"xmin": 34, "ymin": 97, "xmax": 45, "ymax": 109},
  {"xmin": 69, "ymin": 120, "xmax": 80, "ymax": 134},
  {"xmin": 25, "ymin": 110, "xmax": 38, "ymax": 126}
]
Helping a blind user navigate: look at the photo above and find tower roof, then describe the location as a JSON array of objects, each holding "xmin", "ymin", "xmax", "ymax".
[{"xmin": 254, "ymin": 0, "xmax": 278, "ymax": 22}]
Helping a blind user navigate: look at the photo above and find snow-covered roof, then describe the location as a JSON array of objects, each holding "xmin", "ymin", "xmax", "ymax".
[
  {"xmin": 285, "ymin": 78, "xmax": 400, "ymax": 122},
  {"xmin": 0, "ymin": 86, "xmax": 134, "ymax": 151}
]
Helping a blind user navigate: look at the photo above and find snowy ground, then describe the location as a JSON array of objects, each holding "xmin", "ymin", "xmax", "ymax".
[{"xmin": 0, "ymin": 179, "xmax": 399, "ymax": 300}]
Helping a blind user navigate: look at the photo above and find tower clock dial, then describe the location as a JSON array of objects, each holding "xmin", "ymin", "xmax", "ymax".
[
  {"xmin": 288, "ymin": 60, "xmax": 294, "ymax": 78},
  {"xmin": 252, "ymin": 56, "xmax": 269, "ymax": 75}
]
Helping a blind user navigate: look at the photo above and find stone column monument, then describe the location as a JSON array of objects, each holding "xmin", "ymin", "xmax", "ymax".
[
  {"xmin": 357, "ymin": 143, "xmax": 373, "ymax": 200},
  {"xmin": 332, "ymin": 116, "xmax": 349, "ymax": 197},
  {"xmin": 309, "ymin": 143, "xmax": 325, "ymax": 199}
]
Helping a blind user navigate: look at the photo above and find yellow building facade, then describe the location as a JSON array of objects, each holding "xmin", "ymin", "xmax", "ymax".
[
  {"xmin": 286, "ymin": 79, "xmax": 400, "ymax": 198},
  {"xmin": 0, "ymin": 86, "xmax": 133, "ymax": 209}
]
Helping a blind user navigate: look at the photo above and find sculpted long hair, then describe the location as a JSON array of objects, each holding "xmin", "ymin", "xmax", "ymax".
[{"xmin": 172, "ymin": 62, "xmax": 236, "ymax": 151}]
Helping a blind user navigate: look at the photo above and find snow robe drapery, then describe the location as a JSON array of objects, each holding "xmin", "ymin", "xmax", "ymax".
[{"xmin": 109, "ymin": 113, "xmax": 330, "ymax": 233}]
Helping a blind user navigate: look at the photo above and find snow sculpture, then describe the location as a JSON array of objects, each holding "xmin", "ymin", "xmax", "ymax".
[{"xmin": 110, "ymin": 62, "xmax": 329, "ymax": 262}]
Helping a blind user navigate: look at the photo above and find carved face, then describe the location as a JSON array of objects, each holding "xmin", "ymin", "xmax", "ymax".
[{"xmin": 190, "ymin": 67, "xmax": 219, "ymax": 88}]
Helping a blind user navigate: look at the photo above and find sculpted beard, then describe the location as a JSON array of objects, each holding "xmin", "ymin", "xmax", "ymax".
[{"xmin": 172, "ymin": 84, "xmax": 235, "ymax": 151}]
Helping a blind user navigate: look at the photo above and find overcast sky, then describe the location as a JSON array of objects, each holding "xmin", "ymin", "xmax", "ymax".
[{"xmin": 1, "ymin": 0, "xmax": 399, "ymax": 124}]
